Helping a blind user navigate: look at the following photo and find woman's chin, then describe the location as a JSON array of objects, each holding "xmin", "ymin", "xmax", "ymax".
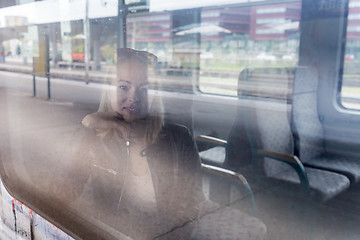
[
  {"xmin": 116, "ymin": 111, "xmax": 147, "ymax": 123},
  {"xmin": 122, "ymin": 114, "xmax": 142, "ymax": 123}
]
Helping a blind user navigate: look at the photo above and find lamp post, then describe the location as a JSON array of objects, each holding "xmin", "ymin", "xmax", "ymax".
[
  {"xmin": 84, "ymin": 0, "xmax": 90, "ymax": 84},
  {"xmin": 117, "ymin": 0, "xmax": 127, "ymax": 49}
]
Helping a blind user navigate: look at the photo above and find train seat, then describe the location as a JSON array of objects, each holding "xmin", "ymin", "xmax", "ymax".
[
  {"xmin": 247, "ymin": 100, "xmax": 350, "ymax": 201},
  {"xmin": 197, "ymin": 67, "xmax": 351, "ymax": 201},
  {"xmin": 292, "ymin": 67, "xmax": 360, "ymax": 183},
  {"xmin": 192, "ymin": 200, "xmax": 267, "ymax": 240},
  {"xmin": 243, "ymin": 67, "xmax": 351, "ymax": 201},
  {"xmin": 196, "ymin": 67, "xmax": 295, "ymax": 172},
  {"xmin": 194, "ymin": 164, "xmax": 267, "ymax": 240}
]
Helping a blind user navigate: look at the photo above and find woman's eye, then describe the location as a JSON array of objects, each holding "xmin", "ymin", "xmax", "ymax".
[{"xmin": 119, "ymin": 85, "xmax": 128, "ymax": 91}]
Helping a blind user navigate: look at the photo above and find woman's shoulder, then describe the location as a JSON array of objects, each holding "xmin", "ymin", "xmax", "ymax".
[{"xmin": 82, "ymin": 112, "xmax": 117, "ymax": 129}]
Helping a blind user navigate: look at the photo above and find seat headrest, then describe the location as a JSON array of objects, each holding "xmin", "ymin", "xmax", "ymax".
[{"xmin": 294, "ymin": 67, "xmax": 318, "ymax": 94}]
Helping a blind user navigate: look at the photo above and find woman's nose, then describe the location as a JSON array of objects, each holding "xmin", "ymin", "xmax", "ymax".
[{"xmin": 127, "ymin": 88, "xmax": 139, "ymax": 102}]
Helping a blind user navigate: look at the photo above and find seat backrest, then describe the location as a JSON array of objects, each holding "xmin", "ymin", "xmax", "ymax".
[
  {"xmin": 291, "ymin": 67, "xmax": 325, "ymax": 163},
  {"xmin": 252, "ymin": 102, "xmax": 295, "ymax": 177},
  {"xmin": 238, "ymin": 67, "xmax": 295, "ymax": 177},
  {"xmin": 226, "ymin": 67, "xmax": 294, "ymax": 171},
  {"xmin": 238, "ymin": 67, "xmax": 294, "ymax": 101}
]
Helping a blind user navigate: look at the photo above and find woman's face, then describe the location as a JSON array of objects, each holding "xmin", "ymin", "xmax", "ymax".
[{"xmin": 110, "ymin": 58, "xmax": 149, "ymax": 122}]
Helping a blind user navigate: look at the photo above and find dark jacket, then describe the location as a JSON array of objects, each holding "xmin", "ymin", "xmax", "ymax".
[{"xmin": 72, "ymin": 123, "xmax": 203, "ymax": 240}]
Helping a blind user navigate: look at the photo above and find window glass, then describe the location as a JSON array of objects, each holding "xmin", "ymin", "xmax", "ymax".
[
  {"xmin": 0, "ymin": 1, "xmax": 276, "ymax": 239},
  {"xmin": 3, "ymin": 1, "xmax": 359, "ymax": 240},
  {"xmin": 342, "ymin": 0, "xmax": 360, "ymax": 109},
  {"xmin": 196, "ymin": 2, "xmax": 300, "ymax": 96}
]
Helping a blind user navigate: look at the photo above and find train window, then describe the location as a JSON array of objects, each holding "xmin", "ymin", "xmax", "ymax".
[
  {"xmin": 342, "ymin": 0, "xmax": 360, "ymax": 109},
  {"xmin": 196, "ymin": 2, "xmax": 301, "ymax": 96},
  {"xmin": 0, "ymin": 1, "xmax": 271, "ymax": 239},
  {"xmin": 1, "ymin": 1, "xmax": 360, "ymax": 240}
]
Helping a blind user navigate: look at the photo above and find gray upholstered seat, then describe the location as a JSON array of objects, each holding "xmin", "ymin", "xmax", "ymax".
[
  {"xmin": 302, "ymin": 157, "xmax": 360, "ymax": 183},
  {"xmin": 252, "ymin": 102, "xmax": 350, "ymax": 201},
  {"xmin": 192, "ymin": 200, "xmax": 267, "ymax": 240},
  {"xmin": 292, "ymin": 67, "xmax": 360, "ymax": 183},
  {"xmin": 197, "ymin": 67, "xmax": 350, "ymax": 201}
]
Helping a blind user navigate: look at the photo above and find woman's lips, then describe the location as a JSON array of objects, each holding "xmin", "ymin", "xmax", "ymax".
[{"xmin": 123, "ymin": 106, "xmax": 138, "ymax": 114}]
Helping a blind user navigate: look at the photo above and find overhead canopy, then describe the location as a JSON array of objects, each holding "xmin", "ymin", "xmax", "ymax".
[{"xmin": 0, "ymin": 0, "xmax": 117, "ymax": 29}]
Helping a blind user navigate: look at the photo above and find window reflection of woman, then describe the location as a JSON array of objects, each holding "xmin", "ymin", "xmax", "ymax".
[{"xmin": 80, "ymin": 48, "xmax": 202, "ymax": 240}]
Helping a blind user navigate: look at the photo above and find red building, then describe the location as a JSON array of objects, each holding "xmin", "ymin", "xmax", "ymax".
[
  {"xmin": 347, "ymin": 0, "xmax": 360, "ymax": 39},
  {"xmin": 126, "ymin": 2, "xmax": 302, "ymax": 45},
  {"xmin": 127, "ymin": 12, "xmax": 172, "ymax": 44},
  {"xmin": 249, "ymin": 2, "xmax": 301, "ymax": 41}
]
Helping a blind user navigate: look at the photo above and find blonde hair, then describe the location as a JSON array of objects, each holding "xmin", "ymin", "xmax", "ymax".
[{"xmin": 98, "ymin": 48, "xmax": 164, "ymax": 145}]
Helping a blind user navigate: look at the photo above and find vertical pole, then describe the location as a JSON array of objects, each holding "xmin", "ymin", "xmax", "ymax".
[
  {"xmin": 45, "ymin": 34, "xmax": 51, "ymax": 100},
  {"xmin": 117, "ymin": 0, "xmax": 127, "ymax": 50},
  {"xmin": 47, "ymin": 72, "xmax": 50, "ymax": 100},
  {"xmin": 84, "ymin": 0, "xmax": 90, "ymax": 84},
  {"xmin": 32, "ymin": 57, "xmax": 36, "ymax": 97},
  {"xmin": 194, "ymin": 8, "xmax": 201, "ymax": 92},
  {"xmin": 33, "ymin": 74, "xmax": 36, "ymax": 97}
]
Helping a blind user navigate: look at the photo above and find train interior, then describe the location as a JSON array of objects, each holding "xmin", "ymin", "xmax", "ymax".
[{"xmin": 0, "ymin": 0, "xmax": 360, "ymax": 239}]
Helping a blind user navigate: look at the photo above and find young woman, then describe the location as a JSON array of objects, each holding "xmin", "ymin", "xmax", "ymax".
[
  {"xmin": 80, "ymin": 48, "xmax": 202, "ymax": 239},
  {"xmin": 68, "ymin": 48, "xmax": 266, "ymax": 240}
]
